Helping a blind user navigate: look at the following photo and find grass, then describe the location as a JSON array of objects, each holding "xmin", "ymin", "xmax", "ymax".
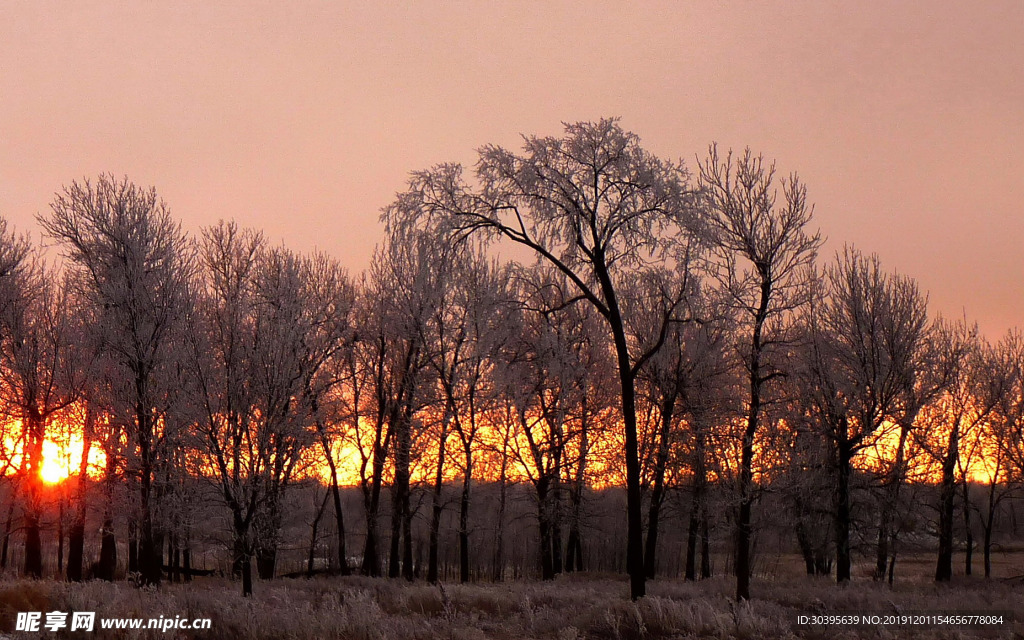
[{"xmin": 0, "ymin": 559, "xmax": 1020, "ymax": 639}]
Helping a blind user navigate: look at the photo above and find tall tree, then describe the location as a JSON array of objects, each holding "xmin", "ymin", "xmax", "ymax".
[
  {"xmin": 389, "ymin": 118, "xmax": 705, "ymax": 599},
  {"xmin": 0, "ymin": 265, "xmax": 84, "ymax": 578},
  {"xmin": 419, "ymin": 243, "xmax": 510, "ymax": 583},
  {"xmin": 798, "ymin": 248, "xmax": 929, "ymax": 583},
  {"xmin": 40, "ymin": 175, "xmax": 194, "ymax": 587},
  {"xmin": 636, "ymin": 293, "xmax": 731, "ymax": 579},
  {"xmin": 698, "ymin": 146, "xmax": 821, "ymax": 600},
  {"xmin": 915, "ymin": 322, "xmax": 1006, "ymax": 582}
]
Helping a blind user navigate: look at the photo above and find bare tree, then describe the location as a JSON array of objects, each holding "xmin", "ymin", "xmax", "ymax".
[
  {"xmin": 498, "ymin": 271, "xmax": 591, "ymax": 580},
  {"xmin": 698, "ymin": 146, "xmax": 821, "ymax": 600},
  {"xmin": 0, "ymin": 221, "xmax": 35, "ymax": 573},
  {"xmin": 40, "ymin": 175, "xmax": 194, "ymax": 587},
  {"xmin": 635, "ymin": 291, "xmax": 732, "ymax": 579},
  {"xmin": 914, "ymin": 322, "xmax": 1007, "ymax": 582},
  {"xmin": 187, "ymin": 221, "xmax": 264, "ymax": 595},
  {"xmin": 871, "ymin": 313, "xmax": 948, "ymax": 583},
  {"xmin": 389, "ymin": 118, "xmax": 705, "ymax": 599},
  {"xmin": 188, "ymin": 223, "xmax": 348, "ymax": 594},
  {"xmin": 0, "ymin": 264, "xmax": 84, "ymax": 578},
  {"xmin": 344, "ymin": 230, "xmax": 437, "ymax": 579},
  {"xmin": 417, "ymin": 241, "xmax": 511, "ymax": 583},
  {"xmin": 980, "ymin": 330, "xmax": 1024, "ymax": 577},
  {"xmin": 798, "ymin": 248, "xmax": 929, "ymax": 583}
]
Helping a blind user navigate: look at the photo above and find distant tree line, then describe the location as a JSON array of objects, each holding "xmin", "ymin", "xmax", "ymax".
[{"xmin": 0, "ymin": 119, "xmax": 1022, "ymax": 600}]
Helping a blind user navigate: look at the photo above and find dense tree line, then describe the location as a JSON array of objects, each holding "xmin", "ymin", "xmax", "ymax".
[{"xmin": 1, "ymin": 120, "xmax": 1023, "ymax": 600}]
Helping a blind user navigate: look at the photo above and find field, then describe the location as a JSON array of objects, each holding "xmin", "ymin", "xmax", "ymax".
[{"xmin": 0, "ymin": 554, "xmax": 1021, "ymax": 640}]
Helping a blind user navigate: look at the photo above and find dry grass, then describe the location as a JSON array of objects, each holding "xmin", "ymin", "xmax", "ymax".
[{"xmin": 0, "ymin": 565, "xmax": 1019, "ymax": 639}]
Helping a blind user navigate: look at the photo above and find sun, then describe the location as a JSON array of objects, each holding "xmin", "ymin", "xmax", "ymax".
[{"xmin": 40, "ymin": 440, "xmax": 69, "ymax": 484}]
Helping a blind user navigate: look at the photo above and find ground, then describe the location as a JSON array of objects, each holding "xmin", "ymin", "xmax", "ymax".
[{"xmin": 0, "ymin": 555, "xmax": 1021, "ymax": 639}]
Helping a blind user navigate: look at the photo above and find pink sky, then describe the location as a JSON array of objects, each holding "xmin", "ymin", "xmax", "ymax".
[{"xmin": 2, "ymin": 1, "xmax": 1021, "ymax": 336}]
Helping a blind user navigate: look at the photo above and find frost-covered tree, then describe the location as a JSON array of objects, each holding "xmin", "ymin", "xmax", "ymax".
[
  {"xmin": 387, "ymin": 118, "xmax": 705, "ymax": 599},
  {"xmin": 914, "ymin": 322, "xmax": 1007, "ymax": 582},
  {"xmin": 497, "ymin": 266, "xmax": 609, "ymax": 581},
  {"xmin": 698, "ymin": 146, "xmax": 821, "ymax": 600},
  {"xmin": 188, "ymin": 222, "xmax": 353, "ymax": 595},
  {"xmin": 40, "ymin": 176, "xmax": 194, "ymax": 587},
  {"xmin": 414, "ymin": 240, "xmax": 511, "ymax": 583},
  {"xmin": 0, "ymin": 265, "xmax": 84, "ymax": 578},
  {"xmin": 798, "ymin": 248, "xmax": 929, "ymax": 583}
]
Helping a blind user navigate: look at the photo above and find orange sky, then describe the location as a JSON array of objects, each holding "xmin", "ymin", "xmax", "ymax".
[{"xmin": 2, "ymin": 1, "xmax": 1022, "ymax": 336}]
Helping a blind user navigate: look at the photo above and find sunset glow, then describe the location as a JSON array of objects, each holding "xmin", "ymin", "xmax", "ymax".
[{"xmin": 2, "ymin": 424, "xmax": 106, "ymax": 485}]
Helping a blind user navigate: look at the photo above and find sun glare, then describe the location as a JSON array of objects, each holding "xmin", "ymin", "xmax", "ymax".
[
  {"xmin": 40, "ymin": 441, "xmax": 66, "ymax": 484},
  {"xmin": 38, "ymin": 435, "xmax": 105, "ymax": 485}
]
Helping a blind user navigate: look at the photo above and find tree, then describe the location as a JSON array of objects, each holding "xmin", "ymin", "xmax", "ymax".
[
  {"xmin": 40, "ymin": 175, "xmax": 194, "ymax": 587},
  {"xmin": 914, "ymin": 322, "xmax": 1006, "ymax": 582},
  {"xmin": 798, "ymin": 248, "xmax": 929, "ymax": 583},
  {"xmin": 981, "ymin": 330, "xmax": 1024, "ymax": 577},
  {"xmin": 417, "ymin": 240, "xmax": 511, "ymax": 583},
  {"xmin": 0, "ymin": 220, "xmax": 35, "ymax": 574},
  {"xmin": 871, "ymin": 313, "xmax": 947, "ymax": 583},
  {"xmin": 0, "ymin": 265, "xmax": 84, "ymax": 578},
  {"xmin": 388, "ymin": 118, "xmax": 705, "ymax": 599},
  {"xmin": 498, "ymin": 269, "xmax": 595, "ymax": 580},
  {"xmin": 635, "ymin": 292, "xmax": 731, "ymax": 579},
  {"xmin": 188, "ymin": 222, "xmax": 351, "ymax": 595},
  {"xmin": 698, "ymin": 146, "xmax": 821, "ymax": 600},
  {"xmin": 344, "ymin": 230, "xmax": 437, "ymax": 579}
]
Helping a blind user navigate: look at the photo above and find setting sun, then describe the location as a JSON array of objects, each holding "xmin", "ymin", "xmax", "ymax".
[
  {"xmin": 38, "ymin": 435, "xmax": 105, "ymax": 485},
  {"xmin": 39, "ymin": 440, "xmax": 67, "ymax": 484}
]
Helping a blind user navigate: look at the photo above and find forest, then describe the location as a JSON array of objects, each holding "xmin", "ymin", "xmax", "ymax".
[{"xmin": 0, "ymin": 119, "xmax": 1022, "ymax": 629}]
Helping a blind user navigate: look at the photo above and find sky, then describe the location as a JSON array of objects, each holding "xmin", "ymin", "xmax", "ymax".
[{"xmin": 1, "ymin": 1, "xmax": 1022, "ymax": 336}]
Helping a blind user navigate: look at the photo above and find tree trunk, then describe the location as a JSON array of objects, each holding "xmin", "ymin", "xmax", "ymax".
[
  {"xmin": 537, "ymin": 476, "xmax": 554, "ymax": 580},
  {"xmin": 875, "ymin": 418, "xmax": 910, "ymax": 580},
  {"xmin": 644, "ymin": 396, "xmax": 674, "ymax": 579},
  {"xmin": 685, "ymin": 425, "xmax": 707, "ymax": 580},
  {"xmin": 492, "ymin": 428, "xmax": 510, "ymax": 582},
  {"xmin": 241, "ymin": 552, "xmax": 253, "ymax": 597},
  {"xmin": 257, "ymin": 547, "xmax": 277, "ymax": 580},
  {"xmin": 68, "ymin": 410, "xmax": 93, "ymax": 582},
  {"xmin": 736, "ymin": 277, "xmax": 770, "ymax": 601},
  {"xmin": 1, "ymin": 497, "xmax": 15, "ymax": 569},
  {"xmin": 609, "ymin": 324, "xmax": 645, "ymax": 599},
  {"xmin": 700, "ymin": 501, "xmax": 711, "ymax": 579},
  {"xmin": 982, "ymin": 478, "xmax": 998, "ymax": 579},
  {"xmin": 565, "ymin": 417, "xmax": 587, "ymax": 574},
  {"xmin": 459, "ymin": 441, "xmax": 473, "ymax": 583},
  {"xmin": 736, "ymin": 423, "xmax": 756, "ymax": 597},
  {"xmin": 67, "ymin": 520, "xmax": 86, "ymax": 582},
  {"xmin": 796, "ymin": 520, "xmax": 816, "ymax": 576},
  {"xmin": 23, "ymin": 412, "xmax": 44, "ymax": 578},
  {"xmin": 98, "ymin": 516, "xmax": 117, "ymax": 581},
  {"xmin": 427, "ymin": 416, "xmax": 448, "ymax": 583},
  {"xmin": 97, "ymin": 444, "xmax": 118, "ymax": 581},
  {"xmin": 389, "ymin": 408, "xmax": 413, "ymax": 580},
  {"xmin": 402, "ymin": 492, "xmax": 414, "ymax": 581},
  {"xmin": 323, "ymin": 439, "xmax": 350, "ymax": 576},
  {"xmin": 835, "ymin": 432, "xmax": 852, "ymax": 583},
  {"xmin": 307, "ymin": 488, "xmax": 330, "ymax": 577},
  {"xmin": 550, "ymin": 470, "xmax": 563, "ymax": 576},
  {"xmin": 362, "ymin": 440, "xmax": 385, "ymax": 576},
  {"xmin": 24, "ymin": 512, "xmax": 42, "ymax": 578},
  {"xmin": 935, "ymin": 419, "xmax": 959, "ymax": 582},
  {"xmin": 961, "ymin": 478, "xmax": 973, "ymax": 576},
  {"xmin": 588, "ymin": 263, "xmax": 648, "ymax": 599},
  {"xmin": 137, "ymin": 387, "xmax": 161, "ymax": 587}
]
